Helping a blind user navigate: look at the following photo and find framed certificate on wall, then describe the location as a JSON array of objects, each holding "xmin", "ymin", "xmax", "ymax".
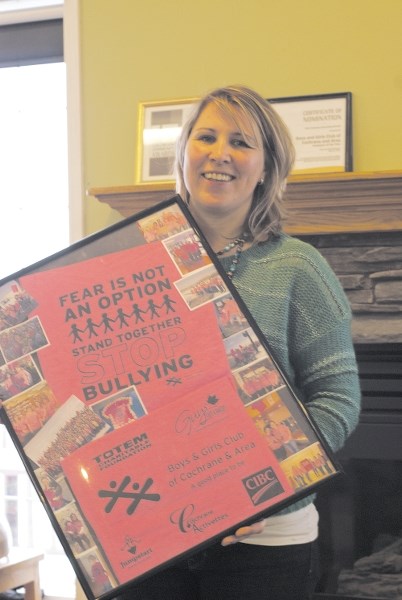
[
  {"xmin": 0, "ymin": 195, "xmax": 340, "ymax": 600},
  {"xmin": 269, "ymin": 92, "xmax": 352, "ymax": 174},
  {"xmin": 135, "ymin": 99, "xmax": 198, "ymax": 184}
]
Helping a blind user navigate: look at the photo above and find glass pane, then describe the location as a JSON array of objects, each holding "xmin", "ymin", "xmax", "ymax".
[
  {"xmin": 5, "ymin": 473, "xmax": 17, "ymax": 496},
  {"xmin": 0, "ymin": 58, "xmax": 74, "ymax": 597},
  {"xmin": 5, "ymin": 498, "xmax": 18, "ymax": 544},
  {"xmin": 0, "ymin": 62, "xmax": 69, "ymax": 280}
]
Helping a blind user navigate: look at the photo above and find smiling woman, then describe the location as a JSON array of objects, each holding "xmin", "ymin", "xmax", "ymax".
[{"xmin": 124, "ymin": 84, "xmax": 361, "ymax": 600}]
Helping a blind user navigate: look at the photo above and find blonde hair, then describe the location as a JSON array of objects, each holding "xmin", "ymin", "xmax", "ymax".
[{"xmin": 175, "ymin": 85, "xmax": 295, "ymax": 242}]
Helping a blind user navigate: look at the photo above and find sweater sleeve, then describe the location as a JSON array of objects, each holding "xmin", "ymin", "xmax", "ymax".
[{"xmin": 288, "ymin": 247, "xmax": 361, "ymax": 452}]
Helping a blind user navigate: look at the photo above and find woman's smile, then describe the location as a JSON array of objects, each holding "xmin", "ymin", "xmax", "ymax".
[{"xmin": 202, "ymin": 171, "xmax": 235, "ymax": 182}]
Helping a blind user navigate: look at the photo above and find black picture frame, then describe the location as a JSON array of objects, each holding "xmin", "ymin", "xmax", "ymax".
[{"xmin": 0, "ymin": 195, "xmax": 341, "ymax": 600}]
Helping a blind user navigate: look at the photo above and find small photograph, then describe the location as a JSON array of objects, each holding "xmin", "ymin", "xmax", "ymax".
[
  {"xmin": 37, "ymin": 469, "xmax": 73, "ymax": 511},
  {"xmin": 280, "ymin": 442, "xmax": 336, "ymax": 491},
  {"xmin": 2, "ymin": 381, "xmax": 63, "ymax": 445},
  {"xmin": 0, "ymin": 280, "xmax": 37, "ymax": 331},
  {"xmin": 232, "ymin": 357, "xmax": 284, "ymax": 404},
  {"xmin": 0, "ymin": 355, "xmax": 42, "ymax": 401},
  {"xmin": 91, "ymin": 388, "xmax": 146, "ymax": 431},
  {"xmin": 246, "ymin": 390, "xmax": 311, "ymax": 461},
  {"xmin": 175, "ymin": 264, "xmax": 227, "ymax": 309},
  {"xmin": 136, "ymin": 205, "xmax": 190, "ymax": 242},
  {"xmin": 163, "ymin": 230, "xmax": 211, "ymax": 275},
  {"xmin": 24, "ymin": 395, "xmax": 109, "ymax": 479},
  {"xmin": 78, "ymin": 549, "xmax": 115, "ymax": 596},
  {"xmin": 212, "ymin": 294, "xmax": 248, "ymax": 338},
  {"xmin": 56, "ymin": 503, "xmax": 95, "ymax": 556},
  {"xmin": 0, "ymin": 316, "xmax": 49, "ymax": 362},
  {"xmin": 224, "ymin": 328, "xmax": 264, "ymax": 369}
]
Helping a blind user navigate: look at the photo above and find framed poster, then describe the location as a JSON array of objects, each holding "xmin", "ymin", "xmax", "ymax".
[
  {"xmin": 269, "ymin": 92, "xmax": 352, "ymax": 174},
  {"xmin": 0, "ymin": 195, "xmax": 341, "ymax": 600},
  {"xmin": 135, "ymin": 98, "xmax": 198, "ymax": 184}
]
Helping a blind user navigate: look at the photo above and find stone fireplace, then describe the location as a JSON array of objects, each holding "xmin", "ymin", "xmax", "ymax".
[
  {"xmin": 304, "ymin": 231, "xmax": 402, "ymax": 345},
  {"xmin": 90, "ymin": 170, "xmax": 402, "ymax": 600},
  {"xmin": 299, "ymin": 230, "xmax": 402, "ymax": 600}
]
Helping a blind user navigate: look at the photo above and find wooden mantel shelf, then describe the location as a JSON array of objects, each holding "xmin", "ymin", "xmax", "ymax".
[{"xmin": 88, "ymin": 170, "xmax": 402, "ymax": 235}]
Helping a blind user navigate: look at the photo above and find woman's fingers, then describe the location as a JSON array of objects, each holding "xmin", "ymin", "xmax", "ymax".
[{"xmin": 221, "ymin": 519, "xmax": 266, "ymax": 546}]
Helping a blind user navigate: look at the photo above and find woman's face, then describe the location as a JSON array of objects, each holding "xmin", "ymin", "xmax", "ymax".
[{"xmin": 183, "ymin": 102, "xmax": 265, "ymax": 223}]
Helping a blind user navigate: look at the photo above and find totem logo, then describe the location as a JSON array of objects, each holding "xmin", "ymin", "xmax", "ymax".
[
  {"xmin": 242, "ymin": 467, "xmax": 284, "ymax": 506},
  {"xmin": 93, "ymin": 432, "xmax": 151, "ymax": 469}
]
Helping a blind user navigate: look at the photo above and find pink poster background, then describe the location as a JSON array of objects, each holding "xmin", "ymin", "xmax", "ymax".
[
  {"xmin": 62, "ymin": 375, "xmax": 293, "ymax": 584},
  {"xmin": 20, "ymin": 242, "xmax": 229, "ymax": 413}
]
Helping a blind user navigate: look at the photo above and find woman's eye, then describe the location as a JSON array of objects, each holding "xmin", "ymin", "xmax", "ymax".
[
  {"xmin": 198, "ymin": 134, "xmax": 215, "ymax": 143},
  {"xmin": 232, "ymin": 138, "xmax": 250, "ymax": 148}
]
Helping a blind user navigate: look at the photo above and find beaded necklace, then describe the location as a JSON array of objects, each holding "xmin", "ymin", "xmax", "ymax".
[{"xmin": 215, "ymin": 235, "xmax": 248, "ymax": 279}]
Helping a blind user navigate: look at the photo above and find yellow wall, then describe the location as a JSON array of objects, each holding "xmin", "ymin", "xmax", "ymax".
[{"xmin": 80, "ymin": 0, "xmax": 402, "ymax": 234}]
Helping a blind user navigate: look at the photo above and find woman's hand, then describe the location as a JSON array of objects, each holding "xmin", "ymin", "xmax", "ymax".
[{"xmin": 221, "ymin": 519, "xmax": 266, "ymax": 546}]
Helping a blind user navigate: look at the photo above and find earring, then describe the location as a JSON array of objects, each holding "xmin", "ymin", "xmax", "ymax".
[{"xmin": 258, "ymin": 178, "xmax": 264, "ymax": 185}]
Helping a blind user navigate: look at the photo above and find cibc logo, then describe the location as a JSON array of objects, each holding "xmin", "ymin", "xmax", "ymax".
[{"xmin": 242, "ymin": 467, "xmax": 284, "ymax": 506}]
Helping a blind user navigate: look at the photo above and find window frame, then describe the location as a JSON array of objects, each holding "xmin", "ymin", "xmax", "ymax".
[
  {"xmin": 0, "ymin": 0, "xmax": 84, "ymax": 246},
  {"xmin": 0, "ymin": 3, "xmax": 82, "ymax": 596}
]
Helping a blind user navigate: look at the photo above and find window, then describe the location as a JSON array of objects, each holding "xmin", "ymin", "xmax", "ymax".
[
  {"xmin": 1, "ymin": 427, "xmax": 76, "ymax": 598},
  {"xmin": 0, "ymin": 61, "xmax": 69, "ymax": 279},
  {"xmin": 0, "ymin": 2, "xmax": 80, "ymax": 597}
]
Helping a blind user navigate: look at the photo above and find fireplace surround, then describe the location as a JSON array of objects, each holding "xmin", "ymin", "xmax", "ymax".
[
  {"xmin": 313, "ymin": 342, "xmax": 402, "ymax": 599},
  {"xmin": 90, "ymin": 171, "xmax": 402, "ymax": 600}
]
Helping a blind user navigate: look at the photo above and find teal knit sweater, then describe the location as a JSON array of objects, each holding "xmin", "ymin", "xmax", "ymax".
[{"xmin": 220, "ymin": 233, "xmax": 361, "ymax": 514}]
